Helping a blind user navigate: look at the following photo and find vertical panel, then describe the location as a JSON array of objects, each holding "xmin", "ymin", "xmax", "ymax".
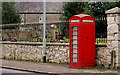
[{"xmin": 71, "ymin": 26, "xmax": 79, "ymax": 63}]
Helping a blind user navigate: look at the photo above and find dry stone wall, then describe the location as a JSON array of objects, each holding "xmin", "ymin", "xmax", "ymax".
[
  {"xmin": 2, "ymin": 42, "xmax": 69, "ymax": 63},
  {"xmin": 1, "ymin": 42, "xmax": 107, "ymax": 66},
  {"xmin": 96, "ymin": 46, "xmax": 111, "ymax": 67}
]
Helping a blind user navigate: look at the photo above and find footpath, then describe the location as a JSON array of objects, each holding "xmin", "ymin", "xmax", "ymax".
[{"xmin": 1, "ymin": 59, "xmax": 120, "ymax": 75}]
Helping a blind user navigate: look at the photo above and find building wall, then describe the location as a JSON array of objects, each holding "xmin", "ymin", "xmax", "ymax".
[{"xmin": 20, "ymin": 13, "xmax": 62, "ymax": 23}]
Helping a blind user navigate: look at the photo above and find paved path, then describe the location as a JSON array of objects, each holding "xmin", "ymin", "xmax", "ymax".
[{"xmin": 2, "ymin": 59, "xmax": 119, "ymax": 75}]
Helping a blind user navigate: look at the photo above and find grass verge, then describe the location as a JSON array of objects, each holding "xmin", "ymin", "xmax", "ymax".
[{"xmin": 2, "ymin": 58, "xmax": 68, "ymax": 65}]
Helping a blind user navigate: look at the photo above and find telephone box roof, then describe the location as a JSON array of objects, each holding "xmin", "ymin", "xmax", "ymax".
[{"xmin": 74, "ymin": 14, "xmax": 91, "ymax": 18}]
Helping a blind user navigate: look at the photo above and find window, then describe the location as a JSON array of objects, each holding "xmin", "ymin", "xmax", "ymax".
[{"xmin": 71, "ymin": 26, "xmax": 79, "ymax": 63}]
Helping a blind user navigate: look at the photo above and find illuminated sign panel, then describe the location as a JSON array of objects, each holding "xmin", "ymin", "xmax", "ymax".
[
  {"xmin": 83, "ymin": 20, "xmax": 93, "ymax": 22},
  {"xmin": 71, "ymin": 20, "xmax": 80, "ymax": 22}
]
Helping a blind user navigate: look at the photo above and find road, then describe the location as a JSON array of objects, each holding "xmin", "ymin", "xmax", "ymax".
[
  {"xmin": 0, "ymin": 68, "xmax": 47, "ymax": 75},
  {"xmin": 1, "ymin": 68, "xmax": 119, "ymax": 75}
]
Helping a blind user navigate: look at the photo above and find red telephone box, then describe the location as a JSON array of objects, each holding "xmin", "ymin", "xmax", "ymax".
[{"xmin": 69, "ymin": 14, "xmax": 95, "ymax": 68}]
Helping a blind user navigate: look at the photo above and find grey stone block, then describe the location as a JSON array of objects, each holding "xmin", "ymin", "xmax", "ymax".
[
  {"xmin": 119, "ymin": 41, "xmax": 120, "ymax": 51},
  {"xmin": 118, "ymin": 54, "xmax": 120, "ymax": 64},
  {"xmin": 112, "ymin": 41, "xmax": 119, "ymax": 48},
  {"xmin": 105, "ymin": 7, "xmax": 120, "ymax": 14},
  {"xmin": 107, "ymin": 36, "xmax": 114, "ymax": 41},
  {"xmin": 107, "ymin": 24, "xmax": 119, "ymax": 34},
  {"xmin": 114, "ymin": 48, "xmax": 119, "ymax": 56},
  {"xmin": 107, "ymin": 17, "xmax": 115, "ymax": 22},
  {"xmin": 116, "ymin": 57, "xmax": 119, "ymax": 67},
  {"xmin": 114, "ymin": 34, "xmax": 120, "ymax": 41},
  {"xmin": 116, "ymin": 16, "xmax": 120, "ymax": 25}
]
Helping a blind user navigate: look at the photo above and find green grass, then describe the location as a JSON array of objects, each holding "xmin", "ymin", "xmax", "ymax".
[
  {"xmin": 95, "ymin": 42, "xmax": 107, "ymax": 44},
  {"xmin": 2, "ymin": 58, "xmax": 68, "ymax": 65},
  {"xmin": 2, "ymin": 58, "xmax": 42, "ymax": 63},
  {"xmin": 32, "ymin": 38, "xmax": 37, "ymax": 42},
  {"xmin": 82, "ymin": 66, "xmax": 109, "ymax": 69},
  {"xmin": 46, "ymin": 61, "xmax": 68, "ymax": 65},
  {"xmin": 63, "ymin": 37, "xmax": 69, "ymax": 42},
  {"xmin": 54, "ymin": 39, "xmax": 107, "ymax": 44},
  {"xmin": 95, "ymin": 39, "xmax": 107, "ymax": 44}
]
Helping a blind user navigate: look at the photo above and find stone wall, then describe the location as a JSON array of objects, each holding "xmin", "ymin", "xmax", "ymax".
[
  {"xmin": 105, "ymin": 7, "xmax": 120, "ymax": 68},
  {"xmin": 2, "ymin": 42, "xmax": 69, "ymax": 63},
  {"xmin": 1, "ymin": 42, "xmax": 108, "ymax": 66},
  {"xmin": 96, "ymin": 45, "xmax": 111, "ymax": 67}
]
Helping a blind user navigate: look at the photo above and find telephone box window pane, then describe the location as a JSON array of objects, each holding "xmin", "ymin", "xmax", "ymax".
[
  {"xmin": 73, "ymin": 59, "xmax": 77, "ymax": 62},
  {"xmin": 72, "ymin": 27, "xmax": 78, "ymax": 30},
  {"xmin": 73, "ymin": 45, "xmax": 77, "ymax": 48},
  {"xmin": 73, "ymin": 54, "xmax": 77, "ymax": 57},
  {"xmin": 73, "ymin": 40, "xmax": 77, "ymax": 44},
  {"xmin": 73, "ymin": 50, "xmax": 77, "ymax": 53},
  {"xmin": 73, "ymin": 36, "xmax": 77, "ymax": 39},
  {"xmin": 73, "ymin": 31, "xmax": 78, "ymax": 35}
]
